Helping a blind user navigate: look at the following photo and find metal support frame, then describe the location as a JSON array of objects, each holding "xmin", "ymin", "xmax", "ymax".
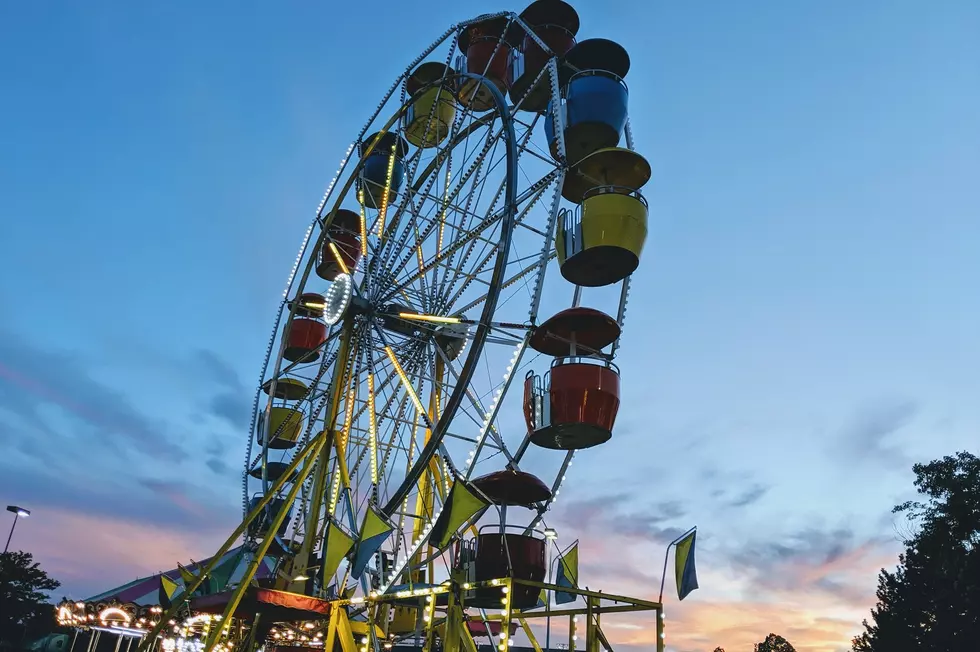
[{"xmin": 66, "ymin": 574, "xmax": 665, "ymax": 652}]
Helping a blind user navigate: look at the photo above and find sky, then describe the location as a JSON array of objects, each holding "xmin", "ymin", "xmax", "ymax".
[{"xmin": 1, "ymin": 1, "xmax": 979, "ymax": 651}]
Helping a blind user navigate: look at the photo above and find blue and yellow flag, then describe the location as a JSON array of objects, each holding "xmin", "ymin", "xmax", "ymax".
[
  {"xmin": 349, "ymin": 507, "xmax": 393, "ymax": 578},
  {"xmin": 429, "ymin": 479, "xmax": 490, "ymax": 549},
  {"xmin": 555, "ymin": 541, "xmax": 579, "ymax": 605},
  {"xmin": 158, "ymin": 575, "xmax": 179, "ymax": 607},
  {"xmin": 674, "ymin": 529, "xmax": 699, "ymax": 601},
  {"xmin": 321, "ymin": 519, "xmax": 356, "ymax": 583}
]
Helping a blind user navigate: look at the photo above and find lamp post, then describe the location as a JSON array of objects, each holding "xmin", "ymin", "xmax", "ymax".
[
  {"xmin": 4, "ymin": 505, "xmax": 30, "ymax": 554},
  {"xmin": 543, "ymin": 527, "xmax": 558, "ymax": 652}
]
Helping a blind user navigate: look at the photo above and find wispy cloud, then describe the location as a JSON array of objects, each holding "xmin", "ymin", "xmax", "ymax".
[
  {"xmin": 194, "ymin": 348, "xmax": 253, "ymax": 430},
  {"xmin": 0, "ymin": 327, "xmax": 186, "ymax": 461},
  {"xmin": 839, "ymin": 397, "xmax": 918, "ymax": 467}
]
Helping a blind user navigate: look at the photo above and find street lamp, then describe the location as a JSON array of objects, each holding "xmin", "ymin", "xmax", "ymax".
[{"xmin": 4, "ymin": 505, "xmax": 30, "ymax": 554}]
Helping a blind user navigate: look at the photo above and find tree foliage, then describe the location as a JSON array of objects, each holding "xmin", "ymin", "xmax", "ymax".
[
  {"xmin": 712, "ymin": 647, "xmax": 726, "ymax": 652},
  {"xmin": 852, "ymin": 451, "xmax": 980, "ymax": 652},
  {"xmin": 0, "ymin": 551, "xmax": 61, "ymax": 646},
  {"xmin": 754, "ymin": 633, "xmax": 796, "ymax": 652}
]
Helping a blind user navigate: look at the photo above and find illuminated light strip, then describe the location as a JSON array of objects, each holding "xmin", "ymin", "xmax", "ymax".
[
  {"xmin": 400, "ymin": 410, "xmax": 421, "ymax": 514},
  {"xmin": 367, "ymin": 373, "xmax": 378, "ymax": 485},
  {"xmin": 284, "ymin": 140, "xmax": 357, "ymax": 301},
  {"xmin": 340, "ymin": 386, "xmax": 356, "ymax": 455},
  {"xmin": 433, "ymin": 385, "xmax": 449, "ymax": 495},
  {"xmin": 377, "ymin": 147, "xmax": 398, "ymax": 239},
  {"xmin": 499, "ymin": 583, "xmax": 513, "ymax": 649},
  {"xmin": 415, "ymin": 226, "xmax": 425, "ymax": 274},
  {"xmin": 328, "ymin": 385, "xmax": 355, "ymax": 516},
  {"xmin": 463, "ymin": 340, "xmax": 524, "ymax": 478},
  {"xmin": 358, "ymin": 191, "xmax": 369, "ymax": 257},
  {"xmin": 397, "ymin": 312, "xmax": 460, "ymax": 324},
  {"xmin": 283, "ymin": 223, "xmax": 314, "ymax": 300},
  {"xmin": 434, "ymin": 145, "xmax": 453, "ymax": 277},
  {"xmin": 328, "ymin": 242, "xmax": 351, "ymax": 276},
  {"xmin": 384, "ymin": 346, "xmax": 426, "ymax": 415},
  {"xmin": 328, "ymin": 470, "xmax": 341, "ymax": 516}
]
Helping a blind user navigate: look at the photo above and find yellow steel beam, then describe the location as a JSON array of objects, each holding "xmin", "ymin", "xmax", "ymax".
[
  {"xmin": 519, "ymin": 618, "xmax": 543, "ymax": 652},
  {"xmin": 515, "ymin": 604, "xmax": 658, "ymax": 618},
  {"xmin": 202, "ymin": 438, "xmax": 326, "ymax": 652},
  {"xmin": 510, "ymin": 579, "xmax": 662, "ymax": 609},
  {"xmin": 134, "ymin": 425, "xmax": 332, "ymax": 652},
  {"xmin": 298, "ymin": 319, "xmax": 355, "ymax": 577}
]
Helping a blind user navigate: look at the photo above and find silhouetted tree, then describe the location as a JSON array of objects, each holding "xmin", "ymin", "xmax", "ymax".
[
  {"xmin": 852, "ymin": 451, "xmax": 980, "ymax": 652},
  {"xmin": 712, "ymin": 647, "xmax": 726, "ymax": 652},
  {"xmin": 0, "ymin": 551, "xmax": 60, "ymax": 647},
  {"xmin": 754, "ymin": 633, "xmax": 796, "ymax": 652}
]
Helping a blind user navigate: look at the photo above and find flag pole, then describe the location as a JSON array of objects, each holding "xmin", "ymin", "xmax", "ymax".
[{"xmin": 658, "ymin": 526, "xmax": 696, "ymax": 604}]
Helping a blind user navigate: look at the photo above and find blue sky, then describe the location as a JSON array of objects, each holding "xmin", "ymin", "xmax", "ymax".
[{"xmin": 1, "ymin": 1, "xmax": 978, "ymax": 650}]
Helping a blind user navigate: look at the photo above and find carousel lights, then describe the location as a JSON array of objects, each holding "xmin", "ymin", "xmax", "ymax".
[{"xmin": 98, "ymin": 607, "xmax": 131, "ymax": 624}]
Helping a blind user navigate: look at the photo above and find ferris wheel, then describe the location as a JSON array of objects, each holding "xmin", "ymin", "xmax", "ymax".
[{"xmin": 230, "ymin": 0, "xmax": 651, "ymax": 627}]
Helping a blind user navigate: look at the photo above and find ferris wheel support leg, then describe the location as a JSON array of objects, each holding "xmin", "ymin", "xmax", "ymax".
[
  {"xmin": 202, "ymin": 437, "xmax": 326, "ymax": 652},
  {"xmin": 295, "ymin": 319, "xmax": 356, "ymax": 592},
  {"xmin": 135, "ymin": 429, "xmax": 331, "ymax": 652}
]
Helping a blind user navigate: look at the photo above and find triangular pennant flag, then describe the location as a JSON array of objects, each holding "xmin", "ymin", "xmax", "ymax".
[
  {"xmin": 208, "ymin": 551, "xmax": 240, "ymax": 594},
  {"xmin": 321, "ymin": 520, "xmax": 356, "ymax": 583},
  {"xmin": 554, "ymin": 541, "xmax": 579, "ymax": 605},
  {"xmin": 674, "ymin": 528, "xmax": 699, "ymax": 601},
  {"xmin": 159, "ymin": 575, "xmax": 179, "ymax": 608},
  {"xmin": 536, "ymin": 587, "xmax": 547, "ymax": 609},
  {"xmin": 349, "ymin": 508, "xmax": 393, "ymax": 579},
  {"xmin": 177, "ymin": 563, "xmax": 199, "ymax": 588},
  {"xmin": 429, "ymin": 479, "xmax": 490, "ymax": 549}
]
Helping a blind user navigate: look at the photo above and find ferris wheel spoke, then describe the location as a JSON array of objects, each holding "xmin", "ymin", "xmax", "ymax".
[
  {"xmin": 387, "ymin": 166, "xmax": 553, "ymax": 306},
  {"xmin": 434, "ymin": 118, "xmax": 544, "ymax": 299},
  {"xmin": 378, "ymin": 121, "xmax": 506, "ymax": 288},
  {"xmin": 378, "ymin": 115, "xmax": 493, "ymax": 268},
  {"xmin": 439, "ymin": 176, "xmax": 558, "ymax": 312}
]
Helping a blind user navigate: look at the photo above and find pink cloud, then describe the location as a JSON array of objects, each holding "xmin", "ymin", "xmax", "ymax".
[
  {"xmin": 543, "ymin": 498, "xmax": 898, "ymax": 652},
  {"xmin": 14, "ymin": 507, "xmax": 232, "ymax": 599}
]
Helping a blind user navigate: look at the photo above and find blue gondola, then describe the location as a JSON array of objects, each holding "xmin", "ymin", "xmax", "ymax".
[
  {"xmin": 544, "ymin": 38, "xmax": 632, "ymax": 163},
  {"xmin": 358, "ymin": 131, "xmax": 410, "ymax": 209}
]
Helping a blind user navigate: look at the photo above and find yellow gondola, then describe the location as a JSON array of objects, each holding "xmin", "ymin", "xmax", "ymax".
[
  {"xmin": 556, "ymin": 146, "xmax": 651, "ymax": 287},
  {"xmin": 403, "ymin": 62, "xmax": 457, "ymax": 148}
]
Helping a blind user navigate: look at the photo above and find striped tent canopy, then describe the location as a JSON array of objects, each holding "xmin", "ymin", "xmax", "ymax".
[{"xmin": 83, "ymin": 545, "xmax": 277, "ymax": 606}]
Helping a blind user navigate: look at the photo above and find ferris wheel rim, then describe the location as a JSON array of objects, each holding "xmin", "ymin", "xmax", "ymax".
[
  {"xmin": 243, "ymin": 72, "xmax": 529, "ymax": 531},
  {"xmin": 381, "ymin": 76, "xmax": 520, "ymax": 517}
]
